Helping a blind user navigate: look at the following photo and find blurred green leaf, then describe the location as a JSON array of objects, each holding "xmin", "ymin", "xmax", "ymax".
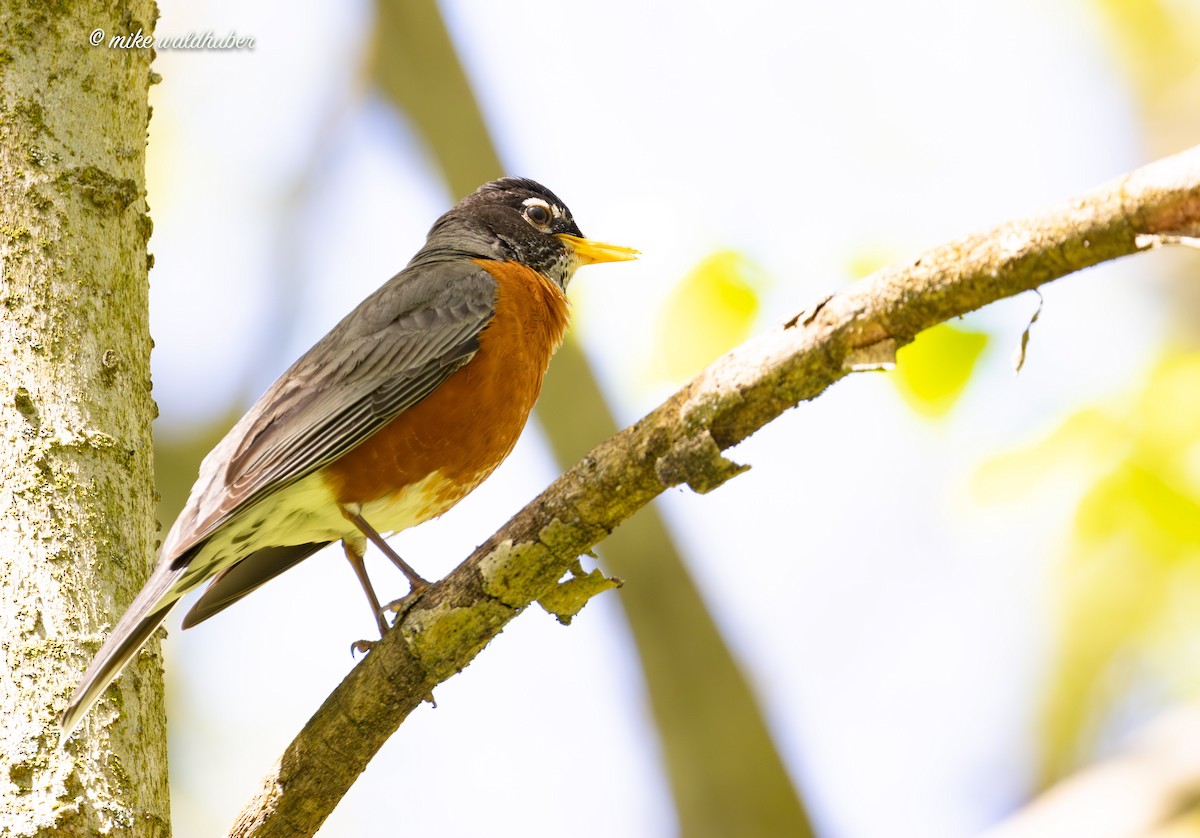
[
  {"xmin": 982, "ymin": 352, "xmax": 1200, "ymax": 786},
  {"xmin": 845, "ymin": 248, "xmax": 895, "ymax": 280},
  {"xmin": 1089, "ymin": 0, "xmax": 1200, "ymax": 98},
  {"xmin": 892, "ymin": 323, "xmax": 988, "ymax": 418},
  {"xmin": 654, "ymin": 250, "xmax": 764, "ymax": 384},
  {"xmin": 973, "ymin": 407, "xmax": 1128, "ymax": 502},
  {"xmin": 1088, "ymin": 0, "xmax": 1200, "ymax": 157},
  {"xmin": 1077, "ymin": 462, "xmax": 1200, "ymax": 557}
]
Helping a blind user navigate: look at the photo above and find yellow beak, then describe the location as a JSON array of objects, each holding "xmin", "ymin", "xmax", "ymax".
[{"xmin": 556, "ymin": 233, "xmax": 640, "ymax": 265}]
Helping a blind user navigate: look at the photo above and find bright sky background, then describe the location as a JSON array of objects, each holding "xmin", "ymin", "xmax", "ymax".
[{"xmin": 139, "ymin": 1, "xmax": 1182, "ymax": 835}]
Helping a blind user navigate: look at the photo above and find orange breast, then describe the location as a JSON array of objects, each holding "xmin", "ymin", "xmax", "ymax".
[{"xmin": 321, "ymin": 259, "xmax": 570, "ymax": 523}]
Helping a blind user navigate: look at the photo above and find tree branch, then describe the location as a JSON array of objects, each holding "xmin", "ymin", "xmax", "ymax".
[{"xmin": 229, "ymin": 145, "xmax": 1200, "ymax": 837}]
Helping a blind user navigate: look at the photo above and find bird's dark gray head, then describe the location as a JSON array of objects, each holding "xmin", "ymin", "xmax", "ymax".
[{"xmin": 424, "ymin": 177, "xmax": 636, "ymax": 289}]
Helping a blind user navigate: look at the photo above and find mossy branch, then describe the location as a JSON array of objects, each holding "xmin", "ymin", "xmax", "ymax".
[{"xmin": 229, "ymin": 145, "xmax": 1200, "ymax": 837}]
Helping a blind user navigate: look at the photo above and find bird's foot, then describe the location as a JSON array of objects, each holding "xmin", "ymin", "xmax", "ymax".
[
  {"xmin": 383, "ymin": 580, "xmax": 430, "ymax": 618},
  {"xmin": 351, "ymin": 604, "xmax": 400, "ymax": 656}
]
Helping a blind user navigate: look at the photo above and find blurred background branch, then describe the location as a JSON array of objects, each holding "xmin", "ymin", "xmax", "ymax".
[
  {"xmin": 981, "ymin": 705, "xmax": 1200, "ymax": 838},
  {"xmin": 371, "ymin": 1, "xmax": 813, "ymax": 835}
]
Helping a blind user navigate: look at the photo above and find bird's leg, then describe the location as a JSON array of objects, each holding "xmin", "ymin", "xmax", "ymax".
[
  {"xmin": 342, "ymin": 533, "xmax": 390, "ymax": 639},
  {"xmin": 341, "ymin": 507, "xmax": 432, "ymax": 593}
]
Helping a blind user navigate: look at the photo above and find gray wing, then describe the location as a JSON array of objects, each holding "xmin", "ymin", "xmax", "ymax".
[
  {"xmin": 225, "ymin": 301, "xmax": 488, "ymax": 498},
  {"xmin": 163, "ymin": 259, "xmax": 498, "ymax": 562}
]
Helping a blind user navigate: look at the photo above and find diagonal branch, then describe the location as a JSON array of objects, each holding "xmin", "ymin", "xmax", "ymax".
[{"xmin": 229, "ymin": 145, "xmax": 1200, "ymax": 837}]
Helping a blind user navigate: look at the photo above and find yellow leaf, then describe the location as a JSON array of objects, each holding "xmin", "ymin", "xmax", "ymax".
[
  {"xmin": 891, "ymin": 324, "xmax": 988, "ymax": 418},
  {"xmin": 1076, "ymin": 462, "xmax": 1200, "ymax": 558},
  {"xmin": 653, "ymin": 250, "xmax": 764, "ymax": 384},
  {"xmin": 993, "ymin": 352, "xmax": 1200, "ymax": 786},
  {"xmin": 1088, "ymin": 0, "xmax": 1200, "ymax": 100},
  {"xmin": 1134, "ymin": 353, "xmax": 1200, "ymax": 456},
  {"xmin": 844, "ymin": 248, "xmax": 894, "ymax": 280},
  {"xmin": 973, "ymin": 407, "xmax": 1128, "ymax": 503}
]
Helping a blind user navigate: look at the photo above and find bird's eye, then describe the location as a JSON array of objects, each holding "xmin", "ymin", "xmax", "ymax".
[{"xmin": 524, "ymin": 203, "xmax": 552, "ymax": 227}]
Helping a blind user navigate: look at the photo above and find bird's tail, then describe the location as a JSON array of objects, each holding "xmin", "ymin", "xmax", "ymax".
[{"xmin": 59, "ymin": 562, "xmax": 187, "ymax": 738}]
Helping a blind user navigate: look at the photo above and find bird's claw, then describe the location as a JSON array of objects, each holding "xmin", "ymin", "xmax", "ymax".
[{"xmin": 383, "ymin": 583, "xmax": 429, "ymax": 617}]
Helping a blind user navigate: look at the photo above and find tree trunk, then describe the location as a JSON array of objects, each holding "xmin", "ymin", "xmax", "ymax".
[{"xmin": 0, "ymin": 2, "xmax": 167, "ymax": 835}]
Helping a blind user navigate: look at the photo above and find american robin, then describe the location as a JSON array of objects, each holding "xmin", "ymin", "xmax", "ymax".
[{"xmin": 60, "ymin": 178, "xmax": 637, "ymax": 735}]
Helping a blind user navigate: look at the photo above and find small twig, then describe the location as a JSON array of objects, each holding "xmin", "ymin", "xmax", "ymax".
[{"xmin": 1014, "ymin": 289, "xmax": 1044, "ymax": 374}]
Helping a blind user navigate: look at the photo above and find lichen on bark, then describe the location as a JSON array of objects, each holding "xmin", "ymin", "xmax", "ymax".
[{"xmin": 0, "ymin": 1, "xmax": 168, "ymax": 835}]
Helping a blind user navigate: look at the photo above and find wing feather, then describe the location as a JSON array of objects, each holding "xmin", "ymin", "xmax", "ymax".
[{"xmin": 163, "ymin": 260, "xmax": 498, "ymax": 562}]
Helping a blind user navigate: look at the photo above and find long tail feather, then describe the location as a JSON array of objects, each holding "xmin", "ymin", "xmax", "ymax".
[{"xmin": 59, "ymin": 563, "xmax": 186, "ymax": 737}]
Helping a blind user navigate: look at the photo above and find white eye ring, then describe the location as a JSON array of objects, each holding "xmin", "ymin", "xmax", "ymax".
[{"xmin": 522, "ymin": 198, "xmax": 553, "ymax": 229}]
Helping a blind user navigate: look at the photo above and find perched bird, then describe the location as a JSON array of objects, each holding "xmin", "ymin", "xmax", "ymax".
[{"xmin": 60, "ymin": 178, "xmax": 637, "ymax": 735}]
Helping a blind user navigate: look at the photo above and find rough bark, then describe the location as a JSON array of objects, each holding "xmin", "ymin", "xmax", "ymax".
[
  {"xmin": 0, "ymin": 3, "xmax": 166, "ymax": 836},
  {"xmin": 227, "ymin": 146, "xmax": 1200, "ymax": 837}
]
